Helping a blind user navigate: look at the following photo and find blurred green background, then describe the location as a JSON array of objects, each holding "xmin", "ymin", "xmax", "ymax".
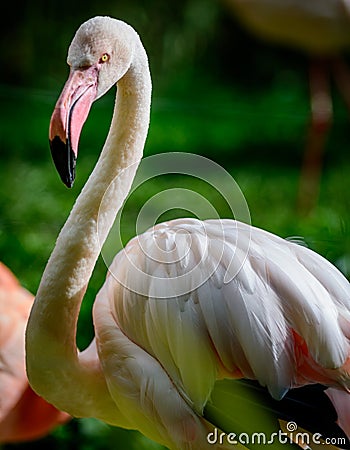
[{"xmin": 1, "ymin": 0, "xmax": 349, "ymax": 448}]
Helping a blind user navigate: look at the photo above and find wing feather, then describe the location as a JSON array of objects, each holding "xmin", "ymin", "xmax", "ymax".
[{"xmin": 105, "ymin": 218, "xmax": 350, "ymax": 414}]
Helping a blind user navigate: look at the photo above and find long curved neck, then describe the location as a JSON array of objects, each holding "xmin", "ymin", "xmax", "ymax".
[
  {"xmin": 47, "ymin": 44, "xmax": 151, "ymax": 303},
  {"xmin": 26, "ymin": 37, "xmax": 151, "ymax": 415}
]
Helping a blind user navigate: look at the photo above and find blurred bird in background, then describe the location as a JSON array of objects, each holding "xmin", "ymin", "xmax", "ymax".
[
  {"xmin": 0, "ymin": 262, "xmax": 70, "ymax": 443},
  {"xmin": 222, "ymin": 0, "xmax": 350, "ymax": 213}
]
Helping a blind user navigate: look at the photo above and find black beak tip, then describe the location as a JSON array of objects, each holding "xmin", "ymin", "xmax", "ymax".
[{"xmin": 49, "ymin": 136, "xmax": 76, "ymax": 188}]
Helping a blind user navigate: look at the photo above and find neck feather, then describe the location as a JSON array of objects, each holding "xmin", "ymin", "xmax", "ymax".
[{"xmin": 26, "ymin": 38, "xmax": 151, "ymax": 391}]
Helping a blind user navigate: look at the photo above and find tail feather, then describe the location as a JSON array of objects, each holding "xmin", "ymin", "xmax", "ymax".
[{"xmin": 204, "ymin": 379, "xmax": 350, "ymax": 449}]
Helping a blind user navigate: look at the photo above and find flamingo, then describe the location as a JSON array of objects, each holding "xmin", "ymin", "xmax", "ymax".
[
  {"xmin": 25, "ymin": 16, "xmax": 350, "ymax": 450},
  {"xmin": 222, "ymin": 0, "xmax": 350, "ymax": 213},
  {"xmin": 0, "ymin": 262, "xmax": 69, "ymax": 443}
]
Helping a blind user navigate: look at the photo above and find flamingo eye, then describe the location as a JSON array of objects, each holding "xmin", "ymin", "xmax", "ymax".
[{"xmin": 100, "ymin": 53, "xmax": 110, "ymax": 63}]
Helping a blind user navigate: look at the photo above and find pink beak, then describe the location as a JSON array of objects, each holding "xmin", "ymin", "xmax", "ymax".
[{"xmin": 49, "ymin": 66, "xmax": 98, "ymax": 188}]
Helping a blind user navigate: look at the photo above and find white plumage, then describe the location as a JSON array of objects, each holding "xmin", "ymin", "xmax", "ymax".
[{"xmin": 101, "ymin": 218, "xmax": 350, "ymax": 406}]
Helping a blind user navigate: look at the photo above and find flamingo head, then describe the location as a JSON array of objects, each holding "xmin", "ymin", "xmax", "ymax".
[{"xmin": 49, "ymin": 16, "xmax": 136, "ymax": 188}]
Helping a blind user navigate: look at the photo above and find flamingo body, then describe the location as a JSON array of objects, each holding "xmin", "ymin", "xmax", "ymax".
[
  {"xmin": 0, "ymin": 262, "xmax": 69, "ymax": 443},
  {"xmin": 100, "ymin": 217, "xmax": 350, "ymax": 407},
  {"xmin": 26, "ymin": 17, "xmax": 350, "ymax": 449}
]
